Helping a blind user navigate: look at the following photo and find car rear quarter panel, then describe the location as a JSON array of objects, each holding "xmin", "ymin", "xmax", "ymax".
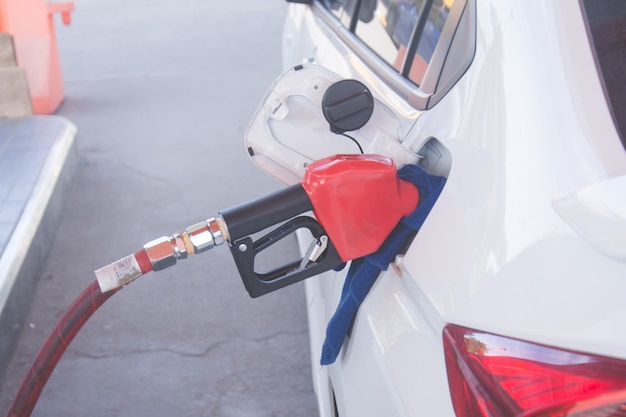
[{"xmin": 289, "ymin": 0, "xmax": 626, "ymax": 416}]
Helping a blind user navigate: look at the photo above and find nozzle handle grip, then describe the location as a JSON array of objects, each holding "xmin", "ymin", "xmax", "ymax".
[
  {"xmin": 220, "ymin": 184, "xmax": 313, "ymax": 241},
  {"xmin": 229, "ymin": 216, "xmax": 342, "ymax": 298}
]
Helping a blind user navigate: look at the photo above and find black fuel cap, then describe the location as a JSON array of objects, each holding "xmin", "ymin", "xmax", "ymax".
[{"xmin": 322, "ymin": 79, "xmax": 374, "ymax": 134}]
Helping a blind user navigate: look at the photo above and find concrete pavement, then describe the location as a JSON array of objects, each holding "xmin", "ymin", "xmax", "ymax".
[{"xmin": 0, "ymin": 0, "xmax": 320, "ymax": 415}]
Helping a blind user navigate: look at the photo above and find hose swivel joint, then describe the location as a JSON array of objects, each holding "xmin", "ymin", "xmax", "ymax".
[
  {"xmin": 185, "ymin": 217, "xmax": 226, "ymax": 254},
  {"xmin": 144, "ymin": 218, "xmax": 227, "ymax": 271}
]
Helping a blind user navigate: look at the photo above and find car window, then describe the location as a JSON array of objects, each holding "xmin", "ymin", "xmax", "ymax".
[
  {"xmin": 357, "ymin": 0, "xmax": 454, "ymax": 86},
  {"xmin": 325, "ymin": 0, "xmax": 455, "ymax": 87},
  {"xmin": 322, "ymin": 0, "xmax": 351, "ymax": 26},
  {"xmin": 317, "ymin": 0, "xmax": 474, "ymax": 110},
  {"xmin": 405, "ymin": 0, "xmax": 453, "ymax": 85},
  {"xmin": 354, "ymin": 1, "xmax": 427, "ymax": 76},
  {"xmin": 581, "ymin": 0, "xmax": 626, "ymax": 149}
]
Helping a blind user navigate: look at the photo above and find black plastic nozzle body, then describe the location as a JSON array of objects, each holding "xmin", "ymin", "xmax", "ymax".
[
  {"xmin": 219, "ymin": 184, "xmax": 342, "ymax": 298},
  {"xmin": 220, "ymin": 183, "xmax": 313, "ymax": 242}
]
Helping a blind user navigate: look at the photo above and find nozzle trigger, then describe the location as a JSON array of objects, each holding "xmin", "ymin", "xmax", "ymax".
[
  {"xmin": 300, "ymin": 235, "xmax": 328, "ymax": 269},
  {"xmin": 229, "ymin": 216, "xmax": 342, "ymax": 298}
]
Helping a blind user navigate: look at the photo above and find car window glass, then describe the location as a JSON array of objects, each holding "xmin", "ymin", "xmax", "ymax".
[
  {"xmin": 323, "ymin": 0, "xmax": 346, "ymax": 20},
  {"xmin": 407, "ymin": 0, "xmax": 454, "ymax": 85},
  {"xmin": 323, "ymin": 0, "xmax": 354, "ymax": 27},
  {"xmin": 581, "ymin": 0, "xmax": 626, "ymax": 149},
  {"xmin": 352, "ymin": 0, "xmax": 455, "ymax": 86},
  {"xmin": 318, "ymin": 0, "xmax": 473, "ymax": 110},
  {"xmin": 354, "ymin": 0, "xmax": 426, "ymax": 72}
]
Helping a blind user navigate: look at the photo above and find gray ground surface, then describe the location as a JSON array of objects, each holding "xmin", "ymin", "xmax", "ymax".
[{"xmin": 0, "ymin": 1, "xmax": 320, "ymax": 415}]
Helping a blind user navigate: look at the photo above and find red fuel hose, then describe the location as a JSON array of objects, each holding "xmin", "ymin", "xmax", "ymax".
[{"xmin": 5, "ymin": 281, "xmax": 121, "ymax": 417}]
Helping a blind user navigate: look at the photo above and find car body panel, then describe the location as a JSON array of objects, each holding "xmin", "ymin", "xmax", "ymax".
[{"xmin": 280, "ymin": 0, "xmax": 626, "ymax": 415}]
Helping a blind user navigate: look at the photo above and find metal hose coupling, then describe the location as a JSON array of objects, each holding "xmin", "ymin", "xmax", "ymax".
[
  {"xmin": 95, "ymin": 217, "xmax": 229, "ymax": 293},
  {"xmin": 145, "ymin": 217, "xmax": 227, "ymax": 270}
]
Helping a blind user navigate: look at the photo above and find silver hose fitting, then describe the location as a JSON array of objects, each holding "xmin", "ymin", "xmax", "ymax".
[
  {"xmin": 186, "ymin": 219, "xmax": 215, "ymax": 254},
  {"xmin": 143, "ymin": 236, "xmax": 179, "ymax": 271},
  {"xmin": 171, "ymin": 232, "xmax": 188, "ymax": 260},
  {"xmin": 143, "ymin": 217, "xmax": 228, "ymax": 272}
]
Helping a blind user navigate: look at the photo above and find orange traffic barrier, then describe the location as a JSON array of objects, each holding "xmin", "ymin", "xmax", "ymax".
[{"xmin": 0, "ymin": 0, "xmax": 74, "ymax": 114}]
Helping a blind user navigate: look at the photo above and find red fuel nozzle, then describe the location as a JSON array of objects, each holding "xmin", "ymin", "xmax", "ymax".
[
  {"xmin": 302, "ymin": 154, "xmax": 419, "ymax": 261},
  {"xmin": 222, "ymin": 154, "xmax": 419, "ymax": 261},
  {"xmin": 221, "ymin": 154, "xmax": 419, "ymax": 297},
  {"xmin": 95, "ymin": 154, "xmax": 419, "ymax": 298}
]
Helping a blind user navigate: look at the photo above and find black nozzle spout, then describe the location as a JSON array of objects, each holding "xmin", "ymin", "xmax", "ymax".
[{"xmin": 220, "ymin": 183, "xmax": 313, "ymax": 241}]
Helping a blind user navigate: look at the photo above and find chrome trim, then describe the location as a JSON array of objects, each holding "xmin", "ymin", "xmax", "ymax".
[
  {"xmin": 426, "ymin": 0, "xmax": 476, "ymax": 108},
  {"xmin": 421, "ymin": 0, "xmax": 468, "ymax": 95}
]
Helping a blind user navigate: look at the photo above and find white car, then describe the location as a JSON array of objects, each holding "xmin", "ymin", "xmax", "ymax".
[{"xmin": 250, "ymin": 0, "xmax": 626, "ymax": 415}]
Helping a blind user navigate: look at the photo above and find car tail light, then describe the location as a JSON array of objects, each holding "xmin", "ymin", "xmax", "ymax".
[{"xmin": 443, "ymin": 324, "xmax": 626, "ymax": 416}]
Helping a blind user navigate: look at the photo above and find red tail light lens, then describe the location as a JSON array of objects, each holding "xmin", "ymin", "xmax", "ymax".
[{"xmin": 443, "ymin": 324, "xmax": 626, "ymax": 416}]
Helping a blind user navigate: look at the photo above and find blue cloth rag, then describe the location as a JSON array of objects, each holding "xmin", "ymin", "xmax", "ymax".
[{"xmin": 320, "ymin": 164, "xmax": 447, "ymax": 365}]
